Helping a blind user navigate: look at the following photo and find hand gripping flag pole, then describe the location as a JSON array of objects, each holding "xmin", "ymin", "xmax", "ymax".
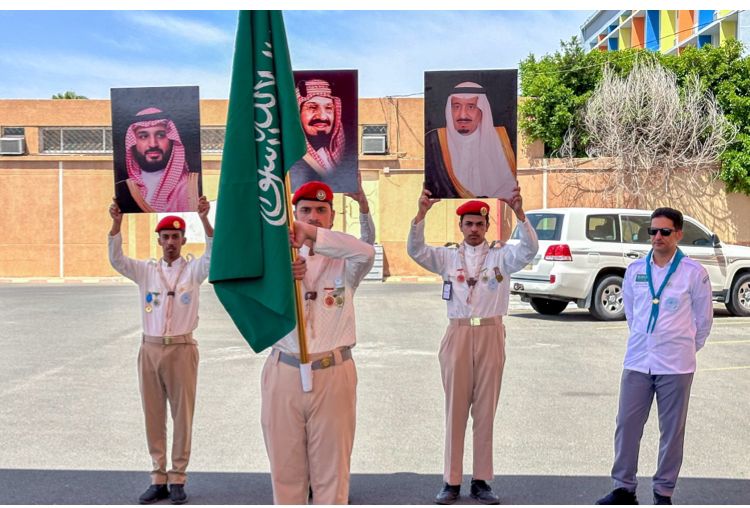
[{"xmin": 285, "ymin": 172, "xmax": 313, "ymax": 392}]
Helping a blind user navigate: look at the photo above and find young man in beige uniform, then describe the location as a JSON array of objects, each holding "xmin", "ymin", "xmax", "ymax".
[
  {"xmin": 108, "ymin": 196, "xmax": 213, "ymax": 505},
  {"xmin": 261, "ymin": 181, "xmax": 375, "ymax": 505},
  {"xmin": 407, "ymin": 188, "xmax": 538, "ymax": 505}
]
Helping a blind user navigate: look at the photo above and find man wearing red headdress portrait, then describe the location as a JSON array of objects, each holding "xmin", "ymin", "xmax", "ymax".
[
  {"xmin": 290, "ymin": 79, "xmax": 347, "ymax": 191},
  {"xmin": 116, "ymin": 107, "xmax": 200, "ymax": 213}
]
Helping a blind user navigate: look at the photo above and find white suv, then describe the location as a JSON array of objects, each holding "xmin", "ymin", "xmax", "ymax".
[{"xmin": 508, "ymin": 208, "xmax": 750, "ymax": 320}]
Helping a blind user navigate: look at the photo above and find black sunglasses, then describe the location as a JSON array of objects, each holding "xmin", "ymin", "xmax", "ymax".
[{"xmin": 648, "ymin": 227, "xmax": 675, "ymax": 237}]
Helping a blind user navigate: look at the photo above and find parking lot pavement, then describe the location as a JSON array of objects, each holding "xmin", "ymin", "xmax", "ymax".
[{"xmin": 0, "ymin": 283, "xmax": 748, "ymax": 504}]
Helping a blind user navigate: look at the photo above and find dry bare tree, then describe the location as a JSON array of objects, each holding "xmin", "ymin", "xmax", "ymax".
[{"xmin": 558, "ymin": 60, "xmax": 737, "ymax": 204}]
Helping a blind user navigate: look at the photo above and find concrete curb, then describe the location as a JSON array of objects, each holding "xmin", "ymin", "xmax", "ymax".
[
  {"xmin": 0, "ymin": 277, "xmax": 133, "ymax": 285},
  {"xmin": 0, "ymin": 276, "xmax": 442, "ymax": 285}
]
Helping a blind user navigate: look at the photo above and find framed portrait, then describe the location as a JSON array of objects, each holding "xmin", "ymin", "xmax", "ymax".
[
  {"xmin": 111, "ymin": 85, "xmax": 202, "ymax": 214},
  {"xmin": 290, "ymin": 70, "xmax": 358, "ymax": 193},
  {"xmin": 424, "ymin": 70, "xmax": 517, "ymax": 200}
]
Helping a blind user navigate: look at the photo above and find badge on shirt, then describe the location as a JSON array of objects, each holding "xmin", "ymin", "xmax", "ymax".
[
  {"xmin": 323, "ymin": 286, "xmax": 344, "ymax": 309},
  {"xmin": 635, "ymin": 273, "xmax": 648, "ymax": 285},
  {"xmin": 664, "ymin": 296, "xmax": 680, "ymax": 312},
  {"xmin": 456, "ymin": 269, "xmax": 465, "ymax": 284},
  {"xmin": 488, "ymin": 278, "xmax": 498, "ymax": 291},
  {"xmin": 180, "ymin": 293, "xmax": 191, "ymax": 305},
  {"xmin": 493, "ymin": 267, "xmax": 504, "ymax": 283},
  {"xmin": 442, "ymin": 281, "xmax": 453, "ymax": 301}
]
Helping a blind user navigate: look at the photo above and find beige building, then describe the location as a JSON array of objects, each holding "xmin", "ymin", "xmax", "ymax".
[{"xmin": 1, "ymin": 98, "xmax": 748, "ymax": 279}]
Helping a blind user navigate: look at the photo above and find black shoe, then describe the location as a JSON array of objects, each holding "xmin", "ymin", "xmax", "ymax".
[
  {"xmin": 435, "ymin": 483, "xmax": 461, "ymax": 505},
  {"xmin": 470, "ymin": 479, "xmax": 500, "ymax": 505},
  {"xmin": 169, "ymin": 484, "xmax": 189, "ymax": 505},
  {"xmin": 139, "ymin": 484, "xmax": 169, "ymax": 504},
  {"xmin": 654, "ymin": 492, "xmax": 672, "ymax": 505},
  {"xmin": 595, "ymin": 488, "xmax": 638, "ymax": 505}
]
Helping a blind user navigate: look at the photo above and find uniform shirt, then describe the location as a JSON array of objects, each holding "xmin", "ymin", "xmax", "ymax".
[
  {"xmin": 407, "ymin": 219, "xmax": 538, "ymax": 318},
  {"xmin": 274, "ymin": 228, "xmax": 375, "ymax": 355},
  {"xmin": 108, "ymin": 232, "xmax": 212, "ymax": 337},
  {"xmin": 622, "ymin": 252, "xmax": 713, "ymax": 375}
]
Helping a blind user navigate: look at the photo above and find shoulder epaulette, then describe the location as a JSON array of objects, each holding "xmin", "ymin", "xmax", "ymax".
[{"xmin": 443, "ymin": 242, "xmax": 459, "ymax": 248}]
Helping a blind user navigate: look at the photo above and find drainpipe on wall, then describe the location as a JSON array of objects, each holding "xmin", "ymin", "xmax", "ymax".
[
  {"xmin": 58, "ymin": 160, "xmax": 64, "ymax": 278},
  {"xmin": 542, "ymin": 158, "xmax": 548, "ymax": 209}
]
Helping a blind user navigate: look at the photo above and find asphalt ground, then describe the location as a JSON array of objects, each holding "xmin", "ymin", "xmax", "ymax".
[{"xmin": 0, "ymin": 283, "xmax": 748, "ymax": 505}]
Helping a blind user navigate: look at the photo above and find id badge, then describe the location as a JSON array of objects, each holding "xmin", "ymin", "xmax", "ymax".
[{"xmin": 442, "ymin": 281, "xmax": 453, "ymax": 301}]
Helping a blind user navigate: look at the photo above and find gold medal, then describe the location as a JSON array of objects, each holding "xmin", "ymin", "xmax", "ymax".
[
  {"xmin": 652, "ymin": 298, "xmax": 660, "ymax": 305},
  {"xmin": 145, "ymin": 304, "xmax": 153, "ymax": 313}
]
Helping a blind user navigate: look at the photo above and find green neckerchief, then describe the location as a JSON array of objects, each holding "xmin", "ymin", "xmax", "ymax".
[{"xmin": 645, "ymin": 248, "xmax": 685, "ymax": 334}]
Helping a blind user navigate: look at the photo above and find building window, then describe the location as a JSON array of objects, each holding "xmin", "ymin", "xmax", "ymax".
[
  {"xmin": 201, "ymin": 127, "xmax": 225, "ymax": 152},
  {"xmin": 40, "ymin": 127, "xmax": 112, "ymax": 153},
  {"xmin": 1, "ymin": 127, "xmax": 25, "ymax": 137},
  {"xmin": 361, "ymin": 124, "xmax": 388, "ymax": 154}
]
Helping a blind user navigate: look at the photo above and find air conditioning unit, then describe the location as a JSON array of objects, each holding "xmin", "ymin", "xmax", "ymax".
[
  {"xmin": 0, "ymin": 137, "xmax": 25, "ymax": 155},
  {"xmin": 362, "ymin": 134, "xmax": 387, "ymax": 155}
]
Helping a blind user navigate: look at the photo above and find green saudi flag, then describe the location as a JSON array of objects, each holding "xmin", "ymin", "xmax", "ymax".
[{"xmin": 209, "ymin": 10, "xmax": 306, "ymax": 353}]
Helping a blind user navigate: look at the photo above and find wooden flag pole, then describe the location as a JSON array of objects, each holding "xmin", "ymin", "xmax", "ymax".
[{"xmin": 284, "ymin": 173, "xmax": 310, "ymax": 365}]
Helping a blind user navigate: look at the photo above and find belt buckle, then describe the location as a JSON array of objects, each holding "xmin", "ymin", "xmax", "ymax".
[
  {"xmin": 319, "ymin": 356, "xmax": 333, "ymax": 369},
  {"xmin": 470, "ymin": 317, "xmax": 481, "ymax": 327},
  {"xmin": 163, "ymin": 336, "xmax": 173, "ymax": 345}
]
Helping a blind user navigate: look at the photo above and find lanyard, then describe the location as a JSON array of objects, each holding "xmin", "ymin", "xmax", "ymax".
[
  {"xmin": 156, "ymin": 258, "xmax": 190, "ymax": 336},
  {"xmin": 301, "ymin": 251, "xmax": 332, "ymax": 343},
  {"xmin": 645, "ymin": 248, "xmax": 684, "ymax": 334},
  {"xmin": 458, "ymin": 242, "xmax": 490, "ymax": 305}
]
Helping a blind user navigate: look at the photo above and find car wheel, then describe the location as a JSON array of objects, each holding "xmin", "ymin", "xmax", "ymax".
[
  {"xmin": 725, "ymin": 272, "xmax": 750, "ymax": 317},
  {"xmin": 529, "ymin": 297, "xmax": 569, "ymax": 315},
  {"xmin": 589, "ymin": 274, "xmax": 625, "ymax": 321}
]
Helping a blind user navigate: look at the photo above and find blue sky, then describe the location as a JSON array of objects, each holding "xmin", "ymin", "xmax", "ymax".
[{"xmin": 0, "ymin": 11, "xmax": 590, "ymax": 99}]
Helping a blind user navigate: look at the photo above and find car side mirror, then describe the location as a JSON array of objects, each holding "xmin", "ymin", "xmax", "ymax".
[{"xmin": 712, "ymin": 233, "xmax": 721, "ymax": 247}]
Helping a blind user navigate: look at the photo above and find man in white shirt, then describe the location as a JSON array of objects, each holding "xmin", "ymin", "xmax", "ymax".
[
  {"xmin": 596, "ymin": 207, "xmax": 713, "ymax": 506},
  {"xmin": 407, "ymin": 188, "xmax": 538, "ymax": 505},
  {"xmin": 261, "ymin": 181, "xmax": 375, "ymax": 505},
  {"xmin": 108, "ymin": 196, "xmax": 213, "ymax": 505}
]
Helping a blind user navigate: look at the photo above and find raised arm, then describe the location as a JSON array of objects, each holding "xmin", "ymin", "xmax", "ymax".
[
  {"xmin": 344, "ymin": 172, "xmax": 375, "ymax": 245},
  {"xmin": 407, "ymin": 188, "xmax": 447, "ymax": 274},
  {"xmin": 107, "ymin": 198, "xmax": 144, "ymax": 281},
  {"xmin": 193, "ymin": 196, "xmax": 213, "ymax": 284},
  {"xmin": 499, "ymin": 186, "xmax": 539, "ymax": 273}
]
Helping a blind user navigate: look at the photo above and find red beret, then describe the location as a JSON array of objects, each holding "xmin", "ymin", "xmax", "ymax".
[
  {"xmin": 456, "ymin": 200, "xmax": 490, "ymax": 217},
  {"xmin": 155, "ymin": 215, "xmax": 186, "ymax": 233},
  {"xmin": 292, "ymin": 181, "xmax": 333, "ymax": 205}
]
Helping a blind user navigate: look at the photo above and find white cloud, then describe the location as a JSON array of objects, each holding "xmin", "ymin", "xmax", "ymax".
[
  {"xmin": 120, "ymin": 11, "xmax": 233, "ymax": 46},
  {"xmin": 0, "ymin": 50, "xmax": 231, "ymax": 98},
  {"xmin": 286, "ymin": 10, "xmax": 589, "ymax": 97}
]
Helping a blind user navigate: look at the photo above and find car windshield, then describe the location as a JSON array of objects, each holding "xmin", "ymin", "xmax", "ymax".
[{"xmin": 511, "ymin": 213, "xmax": 562, "ymax": 241}]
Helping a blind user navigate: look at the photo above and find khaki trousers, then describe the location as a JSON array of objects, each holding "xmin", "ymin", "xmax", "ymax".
[
  {"xmin": 439, "ymin": 318, "xmax": 505, "ymax": 485},
  {"xmin": 137, "ymin": 341, "xmax": 199, "ymax": 485},
  {"xmin": 261, "ymin": 349, "xmax": 357, "ymax": 505}
]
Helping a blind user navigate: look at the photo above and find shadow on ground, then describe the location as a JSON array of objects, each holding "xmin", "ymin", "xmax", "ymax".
[{"xmin": 1, "ymin": 469, "xmax": 748, "ymax": 504}]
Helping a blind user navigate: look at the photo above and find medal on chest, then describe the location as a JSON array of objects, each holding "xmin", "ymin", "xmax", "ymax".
[{"xmin": 456, "ymin": 269, "xmax": 466, "ymax": 284}]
